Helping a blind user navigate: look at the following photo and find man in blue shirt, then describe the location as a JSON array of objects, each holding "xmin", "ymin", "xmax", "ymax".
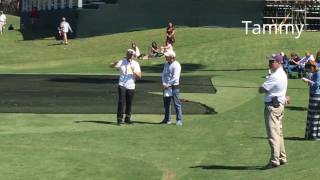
[{"xmin": 160, "ymin": 50, "xmax": 182, "ymax": 126}]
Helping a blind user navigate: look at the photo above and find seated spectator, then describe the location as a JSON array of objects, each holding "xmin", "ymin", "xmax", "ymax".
[
  {"xmin": 8, "ymin": 24, "xmax": 14, "ymax": 31},
  {"xmin": 161, "ymin": 40, "xmax": 173, "ymax": 53},
  {"xmin": 284, "ymin": 52, "xmax": 300, "ymax": 78},
  {"xmin": 131, "ymin": 42, "xmax": 140, "ymax": 57},
  {"xmin": 131, "ymin": 42, "xmax": 145, "ymax": 59},
  {"xmin": 149, "ymin": 41, "xmax": 163, "ymax": 58},
  {"xmin": 289, "ymin": 51, "xmax": 314, "ymax": 78},
  {"xmin": 316, "ymin": 49, "xmax": 320, "ymax": 68}
]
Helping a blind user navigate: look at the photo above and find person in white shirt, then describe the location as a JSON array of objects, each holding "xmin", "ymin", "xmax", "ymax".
[
  {"xmin": 259, "ymin": 54, "xmax": 289, "ymax": 169},
  {"xmin": 59, "ymin": 17, "xmax": 73, "ymax": 45},
  {"xmin": 110, "ymin": 49, "xmax": 142, "ymax": 125},
  {"xmin": 160, "ymin": 50, "xmax": 182, "ymax": 126},
  {"xmin": 0, "ymin": 11, "xmax": 7, "ymax": 35},
  {"xmin": 131, "ymin": 42, "xmax": 141, "ymax": 59},
  {"xmin": 161, "ymin": 40, "xmax": 173, "ymax": 53}
]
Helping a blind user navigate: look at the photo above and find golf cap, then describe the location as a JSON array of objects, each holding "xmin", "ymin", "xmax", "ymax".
[
  {"xmin": 127, "ymin": 49, "xmax": 136, "ymax": 55},
  {"xmin": 266, "ymin": 54, "xmax": 283, "ymax": 63},
  {"xmin": 164, "ymin": 50, "xmax": 176, "ymax": 58}
]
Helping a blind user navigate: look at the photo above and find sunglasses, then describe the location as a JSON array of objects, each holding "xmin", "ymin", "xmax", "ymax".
[{"xmin": 269, "ymin": 60, "xmax": 275, "ymax": 63}]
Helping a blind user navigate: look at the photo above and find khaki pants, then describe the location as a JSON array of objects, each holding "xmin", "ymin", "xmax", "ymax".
[{"xmin": 264, "ymin": 104, "xmax": 287, "ymax": 165}]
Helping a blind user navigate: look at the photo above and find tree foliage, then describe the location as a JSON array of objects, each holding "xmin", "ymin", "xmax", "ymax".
[{"xmin": 0, "ymin": 0, "xmax": 20, "ymax": 15}]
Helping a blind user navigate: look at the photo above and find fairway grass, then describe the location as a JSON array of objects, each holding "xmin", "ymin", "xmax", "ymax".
[{"xmin": 0, "ymin": 15, "xmax": 319, "ymax": 179}]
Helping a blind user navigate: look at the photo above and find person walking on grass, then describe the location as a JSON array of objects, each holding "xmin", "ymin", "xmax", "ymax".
[
  {"xmin": 160, "ymin": 50, "xmax": 182, "ymax": 126},
  {"xmin": 110, "ymin": 49, "xmax": 142, "ymax": 125},
  {"xmin": 0, "ymin": 11, "xmax": 7, "ymax": 35},
  {"xmin": 259, "ymin": 54, "xmax": 289, "ymax": 169},
  {"xmin": 59, "ymin": 17, "xmax": 73, "ymax": 45},
  {"xmin": 302, "ymin": 60, "xmax": 320, "ymax": 140}
]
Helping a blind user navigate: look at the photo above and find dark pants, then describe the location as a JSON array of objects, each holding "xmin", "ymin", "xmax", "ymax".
[
  {"xmin": 117, "ymin": 85, "xmax": 135, "ymax": 121},
  {"xmin": 163, "ymin": 86, "xmax": 182, "ymax": 122}
]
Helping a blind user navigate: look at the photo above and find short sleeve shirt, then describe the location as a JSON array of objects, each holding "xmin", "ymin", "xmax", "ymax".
[
  {"xmin": 115, "ymin": 59, "xmax": 141, "ymax": 89},
  {"xmin": 262, "ymin": 67, "xmax": 288, "ymax": 104},
  {"xmin": 0, "ymin": 14, "xmax": 6, "ymax": 22}
]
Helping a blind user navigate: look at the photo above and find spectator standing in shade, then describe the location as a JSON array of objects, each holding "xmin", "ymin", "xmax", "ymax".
[
  {"xmin": 30, "ymin": 7, "xmax": 39, "ymax": 24},
  {"xmin": 110, "ymin": 49, "xmax": 142, "ymax": 125},
  {"xmin": 0, "ymin": 11, "xmax": 7, "ymax": 35},
  {"xmin": 166, "ymin": 22, "xmax": 176, "ymax": 44},
  {"xmin": 59, "ymin": 17, "xmax": 73, "ymax": 45},
  {"xmin": 302, "ymin": 60, "xmax": 320, "ymax": 140},
  {"xmin": 160, "ymin": 50, "xmax": 182, "ymax": 126}
]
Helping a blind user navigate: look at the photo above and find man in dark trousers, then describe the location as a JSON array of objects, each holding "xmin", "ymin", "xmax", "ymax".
[{"xmin": 110, "ymin": 49, "xmax": 142, "ymax": 125}]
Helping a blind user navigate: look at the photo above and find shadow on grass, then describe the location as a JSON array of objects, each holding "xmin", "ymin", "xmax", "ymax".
[
  {"xmin": 200, "ymin": 68, "xmax": 266, "ymax": 72},
  {"xmin": 74, "ymin": 120, "xmax": 162, "ymax": 125},
  {"xmin": 284, "ymin": 137, "xmax": 306, "ymax": 141},
  {"xmin": 285, "ymin": 106, "xmax": 308, "ymax": 111},
  {"xmin": 50, "ymin": 77, "xmax": 118, "ymax": 84},
  {"xmin": 49, "ymin": 77, "xmax": 157, "ymax": 84},
  {"xmin": 132, "ymin": 121, "xmax": 162, "ymax": 125},
  {"xmin": 48, "ymin": 43, "xmax": 64, "ymax": 46},
  {"xmin": 141, "ymin": 63, "xmax": 206, "ymax": 73},
  {"xmin": 214, "ymin": 85, "xmax": 259, "ymax": 89},
  {"xmin": 252, "ymin": 136, "xmax": 306, "ymax": 141},
  {"xmin": 74, "ymin": 120, "xmax": 117, "ymax": 126},
  {"xmin": 190, "ymin": 165, "xmax": 263, "ymax": 170}
]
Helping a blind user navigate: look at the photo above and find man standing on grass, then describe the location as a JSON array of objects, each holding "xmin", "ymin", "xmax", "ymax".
[
  {"xmin": 0, "ymin": 11, "xmax": 7, "ymax": 35},
  {"xmin": 259, "ymin": 54, "xmax": 289, "ymax": 169},
  {"xmin": 110, "ymin": 49, "xmax": 141, "ymax": 125},
  {"xmin": 160, "ymin": 50, "xmax": 182, "ymax": 126}
]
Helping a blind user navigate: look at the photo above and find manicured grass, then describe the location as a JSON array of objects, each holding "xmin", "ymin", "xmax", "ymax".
[{"xmin": 0, "ymin": 15, "xmax": 319, "ymax": 180}]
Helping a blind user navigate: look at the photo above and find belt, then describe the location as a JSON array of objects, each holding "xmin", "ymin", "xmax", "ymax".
[{"xmin": 171, "ymin": 85, "xmax": 179, "ymax": 89}]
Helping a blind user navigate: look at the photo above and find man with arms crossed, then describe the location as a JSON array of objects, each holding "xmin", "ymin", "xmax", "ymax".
[
  {"xmin": 160, "ymin": 50, "xmax": 182, "ymax": 126},
  {"xmin": 110, "ymin": 49, "xmax": 142, "ymax": 125},
  {"xmin": 259, "ymin": 54, "xmax": 289, "ymax": 169}
]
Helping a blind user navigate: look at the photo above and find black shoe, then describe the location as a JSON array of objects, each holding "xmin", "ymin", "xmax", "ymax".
[
  {"xmin": 117, "ymin": 119, "xmax": 122, "ymax": 126},
  {"xmin": 262, "ymin": 163, "xmax": 279, "ymax": 170},
  {"xmin": 280, "ymin": 161, "xmax": 288, "ymax": 165},
  {"xmin": 159, "ymin": 120, "xmax": 168, "ymax": 124},
  {"xmin": 124, "ymin": 120, "xmax": 133, "ymax": 124},
  {"xmin": 124, "ymin": 117, "xmax": 133, "ymax": 124}
]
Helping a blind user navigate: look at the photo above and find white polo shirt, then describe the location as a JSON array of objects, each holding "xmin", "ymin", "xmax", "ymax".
[
  {"xmin": 262, "ymin": 67, "xmax": 288, "ymax": 104},
  {"xmin": 115, "ymin": 59, "xmax": 141, "ymax": 89},
  {"xmin": 60, "ymin": 21, "xmax": 72, "ymax": 33},
  {"xmin": 0, "ymin": 14, "xmax": 6, "ymax": 22}
]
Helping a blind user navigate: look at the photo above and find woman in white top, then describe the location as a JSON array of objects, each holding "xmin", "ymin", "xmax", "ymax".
[
  {"xmin": 59, "ymin": 17, "xmax": 73, "ymax": 45},
  {"xmin": 161, "ymin": 40, "xmax": 173, "ymax": 53}
]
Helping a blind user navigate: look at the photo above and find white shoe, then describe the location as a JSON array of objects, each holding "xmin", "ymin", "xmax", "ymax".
[{"xmin": 176, "ymin": 121, "xmax": 182, "ymax": 127}]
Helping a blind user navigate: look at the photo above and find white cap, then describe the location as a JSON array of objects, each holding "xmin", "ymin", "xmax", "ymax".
[
  {"xmin": 164, "ymin": 50, "xmax": 176, "ymax": 58},
  {"xmin": 127, "ymin": 49, "xmax": 136, "ymax": 55}
]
